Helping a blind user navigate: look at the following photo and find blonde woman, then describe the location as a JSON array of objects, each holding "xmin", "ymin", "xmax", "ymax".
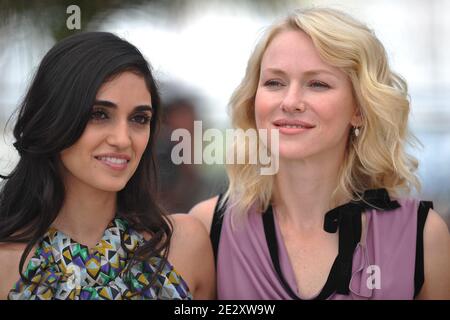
[{"xmin": 190, "ymin": 8, "xmax": 450, "ymax": 300}]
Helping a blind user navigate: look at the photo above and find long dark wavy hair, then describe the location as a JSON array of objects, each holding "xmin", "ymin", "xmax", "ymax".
[{"xmin": 0, "ymin": 32, "xmax": 172, "ymax": 289}]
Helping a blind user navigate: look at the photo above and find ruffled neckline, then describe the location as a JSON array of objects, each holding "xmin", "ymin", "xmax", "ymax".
[{"xmin": 8, "ymin": 218, "xmax": 192, "ymax": 300}]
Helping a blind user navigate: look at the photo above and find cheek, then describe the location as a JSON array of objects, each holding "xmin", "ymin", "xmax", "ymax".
[
  {"xmin": 134, "ymin": 131, "xmax": 151, "ymax": 157},
  {"xmin": 316, "ymin": 92, "xmax": 356, "ymax": 124},
  {"xmin": 316, "ymin": 104, "xmax": 339, "ymax": 125},
  {"xmin": 59, "ymin": 134, "xmax": 88, "ymax": 164},
  {"xmin": 315, "ymin": 106, "xmax": 354, "ymax": 141},
  {"xmin": 254, "ymin": 91, "xmax": 273, "ymax": 129},
  {"xmin": 59, "ymin": 144, "xmax": 85, "ymax": 178}
]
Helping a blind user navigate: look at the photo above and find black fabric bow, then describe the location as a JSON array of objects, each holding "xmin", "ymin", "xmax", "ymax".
[{"xmin": 323, "ymin": 188, "xmax": 401, "ymax": 295}]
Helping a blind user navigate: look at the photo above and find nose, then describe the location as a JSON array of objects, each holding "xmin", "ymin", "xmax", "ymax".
[
  {"xmin": 106, "ymin": 119, "xmax": 132, "ymax": 149},
  {"xmin": 280, "ymin": 84, "xmax": 306, "ymax": 113}
]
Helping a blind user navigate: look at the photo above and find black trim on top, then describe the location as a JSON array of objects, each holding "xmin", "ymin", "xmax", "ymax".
[
  {"xmin": 262, "ymin": 206, "xmax": 339, "ymax": 300},
  {"xmin": 210, "ymin": 193, "xmax": 226, "ymax": 266},
  {"xmin": 414, "ymin": 200, "xmax": 433, "ymax": 298},
  {"xmin": 262, "ymin": 206, "xmax": 298, "ymax": 300},
  {"xmin": 262, "ymin": 188, "xmax": 401, "ymax": 299}
]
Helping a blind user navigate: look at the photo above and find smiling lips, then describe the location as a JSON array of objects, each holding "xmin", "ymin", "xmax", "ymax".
[
  {"xmin": 272, "ymin": 119, "xmax": 315, "ymax": 134},
  {"xmin": 95, "ymin": 154, "xmax": 131, "ymax": 171}
]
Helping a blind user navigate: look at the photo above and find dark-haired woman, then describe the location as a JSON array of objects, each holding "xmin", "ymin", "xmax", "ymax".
[{"xmin": 0, "ymin": 32, "xmax": 214, "ymax": 300}]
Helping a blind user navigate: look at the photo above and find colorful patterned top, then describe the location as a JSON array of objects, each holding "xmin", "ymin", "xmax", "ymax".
[{"xmin": 8, "ymin": 218, "xmax": 192, "ymax": 300}]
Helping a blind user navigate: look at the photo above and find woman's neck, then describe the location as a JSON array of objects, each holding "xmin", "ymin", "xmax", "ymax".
[
  {"xmin": 52, "ymin": 178, "xmax": 117, "ymax": 248},
  {"xmin": 273, "ymin": 154, "xmax": 347, "ymax": 232}
]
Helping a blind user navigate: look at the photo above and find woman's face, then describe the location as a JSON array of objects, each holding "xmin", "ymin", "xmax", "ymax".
[
  {"xmin": 255, "ymin": 29, "xmax": 360, "ymax": 162},
  {"xmin": 60, "ymin": 71, "xmax": 153, "ymax": 193}
]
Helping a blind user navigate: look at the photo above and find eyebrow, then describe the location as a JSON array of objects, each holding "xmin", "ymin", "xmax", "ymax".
[
  {"xmin": 262, "ymin": 67, "xmax": 339, "ymax": 78},
  {"xmin": 93, "ymin": 100, "xmax": 153, "ymax": 112}
]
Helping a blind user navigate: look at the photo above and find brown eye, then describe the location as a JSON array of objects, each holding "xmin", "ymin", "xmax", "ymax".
[
  {"xmin": 131, "ymin": 114, "xmax": 151, "ymax": 125},
  {"xmin": 90, "ymin": 110, "xmax": 108, "ymax": 121}
]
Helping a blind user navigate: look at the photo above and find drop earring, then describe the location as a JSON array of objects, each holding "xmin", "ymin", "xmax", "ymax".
[{"xmin": 354, "ymin": 127, "xmax": 360, "ymax": 137}]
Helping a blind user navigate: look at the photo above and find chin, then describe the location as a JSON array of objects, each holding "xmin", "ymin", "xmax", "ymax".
[
  {"xmin": 279, "ymin": 154, "xmax": 308, "ymax": 161},
  {"xmin": 278, "ymin": 146, "xmax": 311, "ymax": 161},
  {"xmin": 91, "ymin": 178, "xmax": 129, "ymax": 193}
]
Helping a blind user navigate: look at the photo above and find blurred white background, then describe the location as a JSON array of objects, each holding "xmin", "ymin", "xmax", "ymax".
[{"xmin": 0, "ymin": 0, "xmax": 449, "ymax": 221}]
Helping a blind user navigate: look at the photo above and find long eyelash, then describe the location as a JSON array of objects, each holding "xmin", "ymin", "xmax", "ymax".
[
  {"xmin": 264, "ymin": 80, "xmax": 283, "ymax": 87},
  {"xmin": 310, "ymin": 81, "xmax": 330, "ymax": 88},
  {"xmin": 89, "ymin": 109, "xmax": 151, "ymax": 125},
  {"xmin": 132, "ymin": 114, "xmax": 152, "ymax": 125},
  {"xmin": 90, "ymin": 109, "xmax": 108, "ymax": 121}
]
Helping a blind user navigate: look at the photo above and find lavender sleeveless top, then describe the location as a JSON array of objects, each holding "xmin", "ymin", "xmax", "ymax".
[{"xmin": 210, "ymin": 189, "xmax": 432, "ymax": 300}]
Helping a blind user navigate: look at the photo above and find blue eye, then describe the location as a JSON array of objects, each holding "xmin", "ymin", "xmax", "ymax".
[
  {"xmin": 309, "ymin": 81, "xmax": 330, "ymax": 89},
  {"xmin": 264, "ymin": 80, "xmax": 284, "ymax": 87}
]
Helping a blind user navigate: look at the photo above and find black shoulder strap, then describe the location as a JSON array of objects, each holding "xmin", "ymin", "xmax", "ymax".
[
  {"xmin": 210, "ymin": 193, "xmax": 226, "ymax": 266},
  {"xmin": 414, "ymin": 200, "xmax": 433, "ymax": 298},
  {"xmin": 262, "ymin": 205, "xmax": 300, "ymax": 300}
]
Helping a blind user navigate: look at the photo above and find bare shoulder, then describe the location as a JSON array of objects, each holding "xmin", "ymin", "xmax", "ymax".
[
  {"xmin": 0, "ymin": 242, "xmax": 29, "ymax": 300},
  {"xmin": 138, "ymin": 214, "xmax": 215, "ymax": 299},
  {"xmin": 167, "ymin": 214, "xmax": 215, "ymax": 299},
  {"xmin": 188, "ymin": 196, "xmax": 220, "ymax": 234},
  {"xmin": 417, "ymin": 209, "xmax": 450, "ymax": 299},
  {"xmin": 169, "ymin": 213, "xmax": 211, "ymax": 243},
  {"xmin": 424, "ymin": 209, "xmax": 449, "ymax": 243},
  {"xmin": 423, "ymin": 209, "xmax": 450, "ymax": 257},
  {"xmin": 139, "ymin": 214, "xmax": 209, "ymax": 247},
  {"xmin": 168, "ymin": 214, "xmax": 213, "ymax": 266}
]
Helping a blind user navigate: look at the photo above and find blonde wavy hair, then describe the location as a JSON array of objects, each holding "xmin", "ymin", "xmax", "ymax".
[{"xmin": 224, "ymin": 7, "xmax": 420, "ymax": 215}]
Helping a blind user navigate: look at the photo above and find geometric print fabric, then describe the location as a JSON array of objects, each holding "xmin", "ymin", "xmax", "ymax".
[{"xmin": 8, "ymin": 218, "xmax": 192, "ymax": 300}]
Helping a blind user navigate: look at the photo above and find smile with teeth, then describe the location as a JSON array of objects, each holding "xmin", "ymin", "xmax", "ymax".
[
  {"xmin": 95, "ymin": 156, "xmax": 130, "ymax": 171},
  {"xmin": 96, "ymin": 156, "xmax": 129, "ymax": 164},
  {"xmin": 273, "ymin": 119, "xmax": 315, "ymax": 135},
  {"xmin": 279, "ymin": 124, "xmax": 306, "ymax": 128}
]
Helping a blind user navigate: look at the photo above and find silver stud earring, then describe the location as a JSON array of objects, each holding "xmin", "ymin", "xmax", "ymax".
[{"xmin": 354, "ymin": 127, "xmax": 360, "ymax": 137}]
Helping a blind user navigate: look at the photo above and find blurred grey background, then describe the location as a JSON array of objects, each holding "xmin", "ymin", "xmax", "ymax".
[{"xmin": 0, "ymin": 0, "xmax": 449, "ymax": 225}]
